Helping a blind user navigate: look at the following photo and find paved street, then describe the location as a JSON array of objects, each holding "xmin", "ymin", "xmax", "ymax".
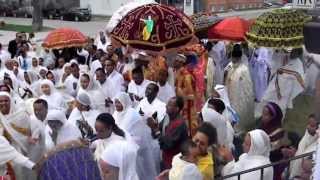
[{"xmin": 0, "ymin": 8, "xmax": 275, "ymax": 46}]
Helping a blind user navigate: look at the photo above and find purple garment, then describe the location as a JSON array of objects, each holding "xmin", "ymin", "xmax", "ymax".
[
  {"xmin": 39, "ymin": 146, "xmax": 101, "ymax": 180},
  {"xmin": 250, "ymin": 48, "xmax": 271, "ymax": 102}
]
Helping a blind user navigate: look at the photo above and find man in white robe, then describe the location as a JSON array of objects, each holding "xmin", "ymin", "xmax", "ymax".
[
  {"xmin": 27, "ymin": 99, "xmax": 49, "ymax": 180},
  {"xmin": 68, "ymin": 93, "xmax": 101, "ymax": 134},
  {"xmin": 64, "ymin": 62, "xmax": 80, "ymax": 97},
  {"xmin": 136, "ymin": 83, "xmax": 166, "ymax": 124},
  {"xmin": 157, "ymin": 69, "xmax": 175, "ymax": 104},
  {"xmin": 261, "ymin": 48, "xmax": 305, "ymax": 116},
  {"xmin": 290, "ymin": 114, "xmax": 318, "ymax": 179},
  {"xmin": 224, "ymin": 44, "xmax": 254, "ymax": 132},
  {"xmin": 201, "ymin": 98, "xmax": 234, "ymax": 150},
  {"xmin": 128, "ymin": 66, "xmax": 154, "ymax": 107},
  {"xmin": 104, "ymin": 59, "xmax": 125, "ymax": 99}
]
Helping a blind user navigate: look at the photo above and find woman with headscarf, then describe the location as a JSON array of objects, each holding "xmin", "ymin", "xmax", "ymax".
[
  {"xmin": 78, "ymin": 73, "xmax": 107, "ymax": 112},
  {"xmin": 113, "ymin": 92, "xmax": 159, "ymax": 179},
  {"xmin": 45, "ymin": 109, "xmax": 81, "ymax": 149},
  {"xmin": 39, "ymin": 79, "xmax": 66, "ymax": 111},
  {"xmin": 258, "ymin": 102, "xmax": 291, "ymax": 179},
  {"xmin": 221, "ymin": 129, "xmax": 273, "ymax": 180},
  {"xmin": 45, "ymin": 70, "xmax": 58, "ymax": 85},
  {"xmin": 91, "ymin": 113, "xmax": 126, "ymax": 160},
  {"xmin": 100, "ymin": 139, "xmax": 139, "ymax": 180},
  {"xmin": 30, "ymin": 57, "xmax": 41, "ymax": 74},
  {"xmin": 38, "ymin": 66, "xmax": 48, "ymax": 80},
  {"xmin": 58, "ymin": 62, "xmax": 71, "ymax": 86}
]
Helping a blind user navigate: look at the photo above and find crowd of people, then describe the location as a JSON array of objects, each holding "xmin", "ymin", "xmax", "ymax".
[{"xmin": 0, "ymin": 29, "xmax": 319, "ymax": 180}]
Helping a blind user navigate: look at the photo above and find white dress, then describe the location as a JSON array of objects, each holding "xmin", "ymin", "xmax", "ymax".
[{"xmin": 222, "ymin": 130, "xmax": 273, "ymax": 180}]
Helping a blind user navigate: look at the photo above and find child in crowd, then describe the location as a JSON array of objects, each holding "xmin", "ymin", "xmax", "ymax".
[{"xmin": 169, "ymin": 140, "xmax": 203, "ymax": 180}]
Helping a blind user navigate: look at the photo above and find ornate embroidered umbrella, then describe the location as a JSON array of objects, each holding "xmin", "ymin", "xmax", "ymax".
[
  {"xmin": 208, "ymin": 17, "xmax": 251, "ymax": 42},
  {"xmin": 111, "ymin": 3, "xmax": 196, "ymax": 53},
  {"xmin": 190, "ymin": 12, "xmax": 223, "ymax": 39},
  {"xmin": 42, "ymin": 28, "xmax": 88, "ymax": 49},
  {"xmin": 246, "ymin": 9, "xmax": 311, "ymax": 49}
]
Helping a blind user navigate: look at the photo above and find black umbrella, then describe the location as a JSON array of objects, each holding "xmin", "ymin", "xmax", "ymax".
[{"xmin": 304, "ymin": 20, "xmax": 320, "ymax": 54}]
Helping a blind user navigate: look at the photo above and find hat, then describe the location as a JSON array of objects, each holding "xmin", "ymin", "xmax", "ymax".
[
  {"xmin": 76, "ymin": 93, "xmax": 91, "ymax": 106},
  {"xmin": 176, "ymin": 54, "xmax": 187, "ymax": 63}
]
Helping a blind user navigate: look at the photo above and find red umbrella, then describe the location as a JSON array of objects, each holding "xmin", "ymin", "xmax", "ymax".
[
  {"xmin": 208, "ymin": 17, "xmax": 250, "ymax": 42},
  {"xmin": 111, "ymin": 3, "xmax": 196, "ymax": 53},
  {"xmin": 42, "ymin": 28, "xmax": 88, "ymax": 49}
]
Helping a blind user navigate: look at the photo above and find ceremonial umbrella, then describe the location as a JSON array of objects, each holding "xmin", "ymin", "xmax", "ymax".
[
  {"xmin": 110, "ymin": 3, "xmax": 196, "ymax": 53},
  {"xmin": 106, "ymin": 1, "xmax": 157, "ymax": 33},
  {"xmin": 208, "ymin": 17, "xmax": 251, "ymax": 42},
  {"xmin": 42, "ymin": 28, "xmax": 88, "ymax": 49},
  {"xmin": 190, "ymin": 12, "xmax": 223, "ymax": 39},
  {"xmin": 246, "ymin": 9, "xmax": 311, "ymax": 49}
]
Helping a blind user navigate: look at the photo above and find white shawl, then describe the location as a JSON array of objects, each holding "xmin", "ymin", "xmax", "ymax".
[
  {"xmin": 222, "ymin": 129, "xmax": 273, "ymax": 180},
  {"xmin": 101, "ymin": 140, "xmax": 139, "ymax": 180}
]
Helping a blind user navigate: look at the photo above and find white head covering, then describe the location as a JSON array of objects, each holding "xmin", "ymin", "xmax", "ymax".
[
  {"xmin": 79, "ymin": 73, "xmax": 98, "ymax": 91},
  {"xmin": 0, "ymin": 92, "xmax": 15, "ymax": 114},
  {"xmin": 40, "ymin": 79, "xmax": 56, "ymax": 95},
  {"xmin": 76, "ymin": 93, "xmax": 91, "ymax": 107},
  {"xmin": 214, "ymin": 84, "xmax": 231, "ymax": 106},
  {"xmin": 115, "ymin": 92, "xmax": 132, "ymax": 112},
  {"xmin": 248, "ymin": 129, "xmax": 271, "ymax": 157},
  {"xmin": 46, "ymin": 109, "xmax": 67, "ymax": 124},
  {"xmin": 24, "ymin": 70, "xmax": 39, "ymax": 85},
  {"xmin": 101, "ymin": 140, "xmax": 139, "ymax": 180},
  {"xmin": 0, "ymin": 92, "xmax": 31, "ymax": 152}
]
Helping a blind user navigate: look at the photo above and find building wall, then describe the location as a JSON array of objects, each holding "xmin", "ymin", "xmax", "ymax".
[{"xmin": 209, "ymin": 0, "xmax": 263, "ymax": 12}]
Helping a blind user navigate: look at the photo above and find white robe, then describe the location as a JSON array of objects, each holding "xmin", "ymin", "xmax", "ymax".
[
  {"xmin": 262, "ymin": 58, "xmax": 305, "ymax": 115},
  {"xmin": 136, "ymin": 97, "xmax": 167, "ymax": 123},
  {"xmin": 290, "ymin": 131, "xmax": 318, "ymax": 178},
  {"xmin": 225, "ymin": 62, "xmax": 254, "ymax": 131},
  {"xmin": 113, "ymin": 92, "xmax": 159, "ymax": 178},
  {"xmin": 91, "ymin": 133, "xmax": 124, "ymax": 160},
  {"xmin": 40, "ymin": 80, "xmax": 66, "ymax": 112},
  {"xmin": 100, "ymin": 139, "xmax": 139, "ymax": 180},
  {"xmin": 201, "ymin": 104, "xmax": 233, "ymax": 149},
  {"xmin": 222, "ymin": 129, "xmax": 273, "ymax": 180},
  {"xmin": 128, "ymin": 79, "xmax": 154, "ymax": 107},
  {"xmin": 157, "ymin": 82, "xmax": 175, "ymax": 104},
  {"xmin": 64, "ymin": 75, "xmax": 79, "ymax": 97},
  {"xmin": 169, "ymin": 153, "xmax": 203, "ymax": 180},
  {"xmin": 0, "ymin": 136, "xmax": 34, "ymax": 176},
  {"xmin": 67, "ymin": 108, "xmax": 101, "ymax": 133}
]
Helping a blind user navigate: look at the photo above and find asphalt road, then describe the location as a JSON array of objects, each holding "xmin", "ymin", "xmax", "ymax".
[{"xmin": 0, "ymin": 8, "xmax": 275, "ymax": 45}]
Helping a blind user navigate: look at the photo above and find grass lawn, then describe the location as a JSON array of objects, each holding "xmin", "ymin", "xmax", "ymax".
[
  {"xmin": 283, "ymin": 94, "xmax": 315, "ymax": 136},
  {"xmin": 0, "ymin": 23, "xmax": 53, "ymax": 33}
]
